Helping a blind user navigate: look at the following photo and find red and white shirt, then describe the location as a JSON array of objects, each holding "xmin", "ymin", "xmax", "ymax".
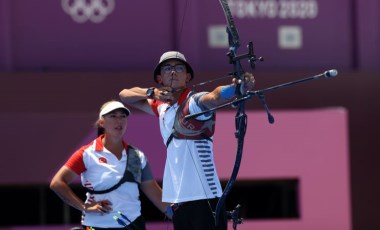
[
  {"xmin": 65, "ymin": 135, "xmax": 149, "ymax": 228},
  {"xmin": 151, "ymin": 89, "xmax": 223, "ymax": 203}
]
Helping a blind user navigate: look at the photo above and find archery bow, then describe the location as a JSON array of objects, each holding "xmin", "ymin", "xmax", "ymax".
[
  {"xmin": 176, "ymin": 0, "xmax": 262, "ymax": 227},
  {"xmin": 185, "ymin": 3, "xmax": 336, "ymax": 228},
  {"xmin": 214, "ymin": 0, "xmax": 262, "ymax": 227}
]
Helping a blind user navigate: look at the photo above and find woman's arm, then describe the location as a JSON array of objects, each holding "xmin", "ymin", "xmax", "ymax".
[
  {"xmin": 50, "ymin": 166, "xmax": 87, "ymax": 212},
  {"xmin": 50, "ymin": 166, "xmax": 112, "ymax": 213},
  {"xmin": 140, "ymin": 180, "xmax": 171, "ymax": 217}
]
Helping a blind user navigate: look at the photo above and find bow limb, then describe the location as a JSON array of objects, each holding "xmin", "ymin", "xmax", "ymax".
[
  {"xmin": 214, "ymin": 0, "xmax": 248, "ymax": 227},
  {"xmin": 219, "ymin": 0, "xmax": 240, "ymax": 47},
  {"xmin": 214, "ymin": 107, "xmax": 247, "ymax": 226},
  {"xmin": 219, "ymin": 0, "xmax": 247, "ymax": 96}
]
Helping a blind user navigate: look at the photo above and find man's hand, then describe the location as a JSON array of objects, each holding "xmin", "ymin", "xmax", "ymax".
[
  {"xmin": 153, "ymin": 87, "xmax": 174, "ymax": 103},
  {"xmin": 233, "ymin": 72, "xmax": 255, "ymax": 94}
]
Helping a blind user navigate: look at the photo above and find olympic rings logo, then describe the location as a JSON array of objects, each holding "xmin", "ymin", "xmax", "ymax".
[{"xmin": 61, "ymin": 0, "xmax": 115, "ymax": 23}]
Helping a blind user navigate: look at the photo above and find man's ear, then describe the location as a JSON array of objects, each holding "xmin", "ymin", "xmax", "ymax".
[
  {"xmin": 186, "ymin": 73, "xmax": 191, "ymax": 82},
  {"xmin": 156, "ymin": 75, "xmax": 164, "ymax": 84}
]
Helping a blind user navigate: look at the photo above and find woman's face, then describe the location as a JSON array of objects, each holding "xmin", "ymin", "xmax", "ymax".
[{"xmin": 100, "ymin": 109, "xmax": 128, "ymax": 137}]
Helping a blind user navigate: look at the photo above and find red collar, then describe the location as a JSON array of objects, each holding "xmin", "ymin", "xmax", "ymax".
[
  {"xmin": 177, "ymin": 88, "xmax": 191, "ymax": 105},
  {"xmin": 95, "ymin": 134, "xmax": 129, "ymax": 152}
]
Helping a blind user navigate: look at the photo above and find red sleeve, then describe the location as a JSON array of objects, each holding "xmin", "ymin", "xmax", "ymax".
[
  {"xmin": 150, "ymin": 99, "xmax": 162, "ymax": 117},
  {"xmin": 64, "ymin": 145, "xmax": 87, "ymax": 175}
]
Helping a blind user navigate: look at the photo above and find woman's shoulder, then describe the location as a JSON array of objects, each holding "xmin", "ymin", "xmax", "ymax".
[{"xmin": 127, "ymin": 145, "xmax": 146, "ymax": 158}]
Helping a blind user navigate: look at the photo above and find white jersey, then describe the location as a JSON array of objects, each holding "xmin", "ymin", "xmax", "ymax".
[
  {"xmin": 65, "ymin": 135, "xmax": 149, "ymax": 228},
  {"xmin": 151, "ymin": 89, "xmax": 223, "ymax": 203}
]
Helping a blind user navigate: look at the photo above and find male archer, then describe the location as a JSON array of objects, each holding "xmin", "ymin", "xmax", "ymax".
[{"xmin": 119, "ymin": 51, "xmax": 255, "ymax": 230}]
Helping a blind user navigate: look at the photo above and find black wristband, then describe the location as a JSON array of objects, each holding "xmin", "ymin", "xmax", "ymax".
[{"xmin": 146, "ymin": 87, "xmax": 155, "ymax": 99}]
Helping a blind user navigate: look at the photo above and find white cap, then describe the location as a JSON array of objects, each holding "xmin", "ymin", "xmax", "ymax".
[{"xmin": 99, "ymin": 101, "xmax": 131, "ymax": 119}]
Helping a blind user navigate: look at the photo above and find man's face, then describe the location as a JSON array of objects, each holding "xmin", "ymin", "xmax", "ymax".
[{"xmin": 156, "ymin": 60, "xmax": 191, "ymax": 89}]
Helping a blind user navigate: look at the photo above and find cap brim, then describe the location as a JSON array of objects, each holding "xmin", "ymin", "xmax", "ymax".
[{"xmin": 99, "ymin": 102, "xmax": 131, "ymax": 118}]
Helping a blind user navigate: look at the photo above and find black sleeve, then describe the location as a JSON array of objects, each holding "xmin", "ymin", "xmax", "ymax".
[{"xmin": 141, "ymin": 161, "xmax": 154, "ymax": 182}]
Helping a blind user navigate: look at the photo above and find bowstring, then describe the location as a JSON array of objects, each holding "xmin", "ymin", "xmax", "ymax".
[
  {"xmin": 191, "ymin": 74, "xmax": 234, "ymax": 91},
  {"xmin": 185, "ymin": 138, "xmax": 216, "ymax": 219},
  {"xmin": 176, "ymin": 0, "xmax": 188, "ymax": 50},
  {"xmin": 176, "ymin": 0, "xmax": 218, "ymax": 222}
]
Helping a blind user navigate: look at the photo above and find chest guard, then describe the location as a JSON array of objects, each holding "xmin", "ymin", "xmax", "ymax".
[
  {"xmin": 126, "ymin": 145, "xmax": 142, "ymax": 184},
  {"xmin": 84, "ymin": 145, "xmax": 142, "ymax": 194},
  {"xmin": 168, "ymin": 94, "xmax": 216, "ymax": 146}
]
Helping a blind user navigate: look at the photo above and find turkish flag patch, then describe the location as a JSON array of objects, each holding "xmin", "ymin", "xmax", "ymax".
[{"xmin": 98, "ymin": 157, "xmax": 107, "ymax": 164}]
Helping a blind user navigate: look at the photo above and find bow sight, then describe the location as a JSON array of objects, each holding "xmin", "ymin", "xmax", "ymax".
[{"xmin": 227, "ymin": 41, "xmax": 264, "ymax": 73}]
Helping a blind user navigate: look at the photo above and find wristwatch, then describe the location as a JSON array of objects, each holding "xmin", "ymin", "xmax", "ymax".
[{"xmin": 146, "ymin": 87, "xmax": 155, "ymax": 99}]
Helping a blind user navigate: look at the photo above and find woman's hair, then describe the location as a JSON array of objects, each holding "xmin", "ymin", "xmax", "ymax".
[
  {"xmin": 94, "ymin": 100, "xmax": 118, "ymax": 137},
  {"xmin": 97, "ymin": 127, "xmax": 105, "ymax": 137},
  {"xmin": 94, "ymin": 118, "xmax": 104, "ymax": 137}
]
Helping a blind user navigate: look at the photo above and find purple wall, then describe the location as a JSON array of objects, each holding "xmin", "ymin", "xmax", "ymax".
[
  {"xmin": 0, "ymin": 0, "xmax": 12, "ymax": 71},
  {"xmin": 180, "ymin": 0, "xmax": 353, "ymax": 71},
  {"xmin": 2, "ymin": 0, "xmax": 173, "ymax": 71},
  {"xmin": 357, "ymin": 0, "xmax": 380, "ymax": 69},
  {"xmin": 0, "ymin": 0, "xmax": 378, "ymax": 72}
]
